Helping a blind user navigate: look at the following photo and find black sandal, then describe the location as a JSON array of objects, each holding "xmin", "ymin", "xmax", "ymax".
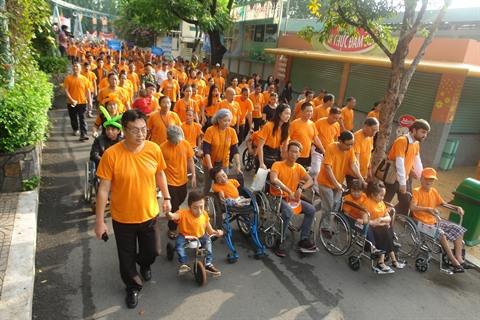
[{"xmin": 451, "ymin": 265, "xmax": 465, "ymax": 273}]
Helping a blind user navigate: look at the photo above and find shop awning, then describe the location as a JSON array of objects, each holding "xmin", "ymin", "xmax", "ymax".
[{"xmin": 264, "ymin": 48, "xmax": 480, "ymax": 78}]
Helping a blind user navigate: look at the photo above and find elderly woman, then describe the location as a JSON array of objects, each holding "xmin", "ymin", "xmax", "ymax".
[
  {"xmin": 202, "ymin": 109, "xmax": 242, "ymax": 193},
  {"xmin": 160, "ymin": 125, "xmax": 196, "ymax": 239}
]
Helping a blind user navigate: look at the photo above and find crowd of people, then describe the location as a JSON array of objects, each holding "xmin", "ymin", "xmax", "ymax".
[{"xmin": 61, "ymin": 39, "xmax": 471, "ymax": 309}]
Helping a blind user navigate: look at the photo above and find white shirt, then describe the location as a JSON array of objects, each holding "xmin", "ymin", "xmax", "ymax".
[
  {"xmin": 155, "ymin": 70, "xmax": 167, "ymax": 85},
  {"xmin": 395, "ymin": 133, "xmax": 423, "ymax": 186}
]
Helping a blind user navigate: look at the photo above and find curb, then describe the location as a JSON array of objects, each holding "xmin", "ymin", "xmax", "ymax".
[
  {"xmin": 465, "ymin": 253, "xmax": 480, "ymax": 271},
  {"xmin": 0, "ymin": 190, "xmax": 39, "ymax": 320}
]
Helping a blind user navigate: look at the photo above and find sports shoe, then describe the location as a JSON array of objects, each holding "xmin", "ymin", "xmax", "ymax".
[
  {"xmin": 178, "ymin": 264, "xmax": 191, "ymax": 275},
  {"xmin": 205, "ymin": 264, "xmax": 221, "ymax": 276},
  {"xmin": 391, "ymin": 260, "xmax": 406, "ymax": 269},
  {"xmin": 451, "ymin": 265, "xmax": 465, "ymax": 273},
  {"xmin": 73, "ymin": 130, "xmax": 80, "ymax": 136},
  {"xmin": 374, "ymin": 263, "xmax": 395, "ymax": 274},
  {"xmin": 273, "ymin": 241, "xmax": 286, "ymax": 258},
  {"xmin": 298, "ymin": 239, "xmax": 317, "ymax": 252}
]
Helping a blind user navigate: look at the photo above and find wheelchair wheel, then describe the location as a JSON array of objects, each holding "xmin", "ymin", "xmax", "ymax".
[
  {"xmin": 415, "ymin": 256, "xmax": 429, "ymax": 273},
  {"xmin": 318, "ymin": 212, "xmax": 351, "ymax": 256},
  {"xmin": 393, "ymin": 215, "xmax": 420, "ymax": 260},
  {"xmin": 205, "ymin": 195, "xmax": 221, "ymax": 229},
  {"xmin": 166, "ymin": 243, "xmax": 174, "ymax": 261},
  {"xmin": 84, "ymin": 162, "xmax": 91, "ymax": 202},
  {"xmin": 237, "ymin": 215, "xmax": 251, "ymax": 237},
  {"xmin": 194, "ymin": 261, "xmax": 207, "ymax": 286},
  {"xmin": 348, "ymin": 255, "xmax": 361, "ymax": 271},
  {"xmin": 242, "ymin": 149, "xmax": 254, "ymax": 172}
]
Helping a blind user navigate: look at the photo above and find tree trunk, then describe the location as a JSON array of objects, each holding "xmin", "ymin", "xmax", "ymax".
[
  {"xmin": 208, "ymin": 29, "xmax": 227, "ymax": 66},
  {"xmin": 0, "ymin": 0, "xmax": 14, "ymax": 88}
]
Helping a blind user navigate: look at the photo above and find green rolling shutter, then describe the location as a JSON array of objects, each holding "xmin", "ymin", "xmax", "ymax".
[
  {"xmin": 450, "ymin": 77, "xmax": 480, "ymax": 134},
  {"xmin": 400, "ymin": 71, "xmax": 440, "ymax": 121},
  {"xmin": 289, "ymin": 59, "xmax": 343, "ymax": 96}
]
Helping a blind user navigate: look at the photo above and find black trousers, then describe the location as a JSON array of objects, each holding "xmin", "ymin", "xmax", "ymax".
[
  {"xmin": 253, "ymin": 118, "xmax": 263, "ymax": 131},
  {"xmin": 112, "ymin": 216, "xmax": 160, "ymax": 291},
  {"xmin": 372, "ymin": 226, "xmax": 395, "ymax": 253},
  {"xmin": 384, "ymin": 179, "xmax": 412, "ymax": 216},
  {"xmin": 297, "ymin": 156, "xmax": 311, "ymax": 169},
  {"xmin": 67, "ymin": 104, "xmax": 88, "ymax": 136},
  {"xmin": 238, "ymin": 123, "xmax": 250, "ymax": 145},
  {"xmin": 167, "ymin": 184, "xmax": 188, "ymax": 231}
]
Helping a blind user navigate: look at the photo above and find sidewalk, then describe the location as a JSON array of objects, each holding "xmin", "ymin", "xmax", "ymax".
[{"xmin": 0, "ymin": 191, "xmax": 39, "ymax": 320}]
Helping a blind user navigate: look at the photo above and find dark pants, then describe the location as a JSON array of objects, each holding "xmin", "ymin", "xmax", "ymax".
[
  {"xmin": 112, "ymin": 216, "xmax": 160, "ymax": 291},
  {"xmin": 297, "ymin": 156, "xmax": 311, "ymax": 169},
  {"xmin": 238, "ymin": 123, "xmax": 249, "ymax": 145},
  {"xmin": 253, "ymin": 118, "xmax": 263, "ymax": 131},
  {"xmin": 167, "ymin": 184, "xmax": 188, "ymax": 231},
  {"xmin": 67, "ymin": 104, "xmax": 88, "ymax": 136},
  {"xmin": 384, "ymin": 179, "xmax": 412, "ymax": 216},
  {"xmin": 371, "ymin": 226, "xmax": 395, "ymax": 253}
]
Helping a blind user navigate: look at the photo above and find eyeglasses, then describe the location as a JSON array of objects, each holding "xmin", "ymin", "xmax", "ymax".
[
  {"xmin": 342, "ymin": 141, "xmax": 354, "ymax": 147},
  {"xmin": 125, "ymin": 126, "xmax": 148, "ymax": 135}
]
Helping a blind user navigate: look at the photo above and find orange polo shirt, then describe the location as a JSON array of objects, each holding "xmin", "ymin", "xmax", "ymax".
[{"xmin": 160, "ymin": 140, "xmax": 194, "ymax": 187}]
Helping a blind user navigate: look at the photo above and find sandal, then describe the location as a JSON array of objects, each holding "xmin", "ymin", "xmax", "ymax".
[
  {"xmin": 391, "ymin": 260, "xmax": 406, "ymax": 269},
  {"xmin": 451, "ymin": 265, "xmax": 465, "ymax": 273},
  {"xmin": 377, "ymin": 262, "xmax": 392, "ymax": 272}
]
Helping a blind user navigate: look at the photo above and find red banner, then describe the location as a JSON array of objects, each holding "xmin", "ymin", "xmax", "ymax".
[{"xmin": 325, "ymin": 28, "xmax": 375, "ymax": 53}]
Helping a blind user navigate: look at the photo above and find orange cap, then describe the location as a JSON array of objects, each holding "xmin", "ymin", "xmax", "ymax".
[{"xmin": 422, "ymin": 167, "xmax": 438, "ymax": 180}]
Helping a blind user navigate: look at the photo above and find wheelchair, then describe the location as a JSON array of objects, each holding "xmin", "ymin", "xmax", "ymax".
[
  {"xmin": 242, "ymin": 148, "xmax": 256, "ymax": 172},
  {"xmin": 205, "ymin": 187, "xmax": 266, "ymax": 263},
  {"xmin": 83, "ymin": 160, "xmax": 98, "ymax": 214},
  {"xmin": 254, "ymin": 182, "xmax": 319, "ymax": 255},
  {"xmin": 318, "ymin": 195, "xmax": 398, "ymax": 273},
  {"xmin": 166, "ymin": 235, "xmax": 215, "ymax": 286},
  {"xmin": 393, "ymin": 195, "xmax": 466, "ymax": 275}
]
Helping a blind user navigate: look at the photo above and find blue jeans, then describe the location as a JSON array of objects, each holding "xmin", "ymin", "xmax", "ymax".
[
  {"xmin": 280, "ymin": 200, "xmax": 315, "ymax": 240},
  {"xmin": 175, "ymin": 234, "xmax": 213, "ymax": 265}
]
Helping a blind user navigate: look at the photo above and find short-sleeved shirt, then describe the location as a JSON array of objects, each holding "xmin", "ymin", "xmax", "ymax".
[
  {"xmin": 289, "ymin": 118, "xmax": 318, "ymax": 158},
  {"xmin": 318, "ymin": 142, "xmax": 356, "ymax": 189},
  {"xmin": 387, "ymin": 136, "xmax": 420, "ymax": 177},
  {"xmin": 181, "ymin": 122, "xmax": 203, "ymax": 147},
  {"xmin": 412, "ymin": 187, "xmax": 444, "ymax": 225},
  {"xmin": 315, "ymin": 117, "xmax": 340, "ymax": 149},
  {"xmin": 235, "ymin": 96, "xmax": 254, "ymax": 125},
  {"xmin": 203, "ymin": 125, "xmax": 238, "ymax": 167},
  {"xmin": 175, "ymin": 209, "xmax": 210, "ymax": 237},
  {"xmin": 97, "ymin": 86, "xmax": 130, "ymax": 112},
  {"xmin": 212, "ymin": 179, "xmax": 240, "ymax": 199},
  {"xmin": 258, "ymin": 121, "xmax": 287, "ymax": 149},
  {"xmin": 262, "ymin": 105, "xmax": 276, "ymax": 122},
  {"xmin": 367, "ymin": 110, "xmax": 380, "ymax": 120},
  {"xmin": 160, "ymin": 79, "xmax": 180, "ymax": 102},
  {"xmin": 348, "ymin": 129, "xmax": 373, "ymax": 178},
  {"xmin": 313, "ymin": 106, "xmax": 330, "ymax": 122},
  {"xmin": 216, "ymin": 100, "xmax": 240, "ymax": 126},
  {"xmin": 270, "ymin": 160, "xmax": 308, "ymax": 197},
  {"xmin": 147, "ymin": 111, "xmax": 182, "ymax": 146},
  {"xmin": 343, "ymin": 193, "xmax": 367, "ymax": 220},
  {"xmin": 174, "ymin": 99, "xmax": 199, "ymax": 122},
  {"xmin": 363, "ymin": 197, "xmax": 388, "ymax": 220},
  {"xmin": 341, "ymin": 107, "xmax": 354, "ymax": 131},
  {"xmin": 160, "ymin": 140, "xmax": 194, "ymax": 187},
  {"xmin": 249, "ymin": 93, "xmax": 265, "ymax": 118},
  {"xmin": 96, "ymin": 141, "xmax": 166, "ymax": 223},
  {"xmin": 203, "ymin": 96, "xmax": 220, "ymax": 118},
  {"xmin": 64, "ymin": 75, "xmax": 91, "ymax": 104}
]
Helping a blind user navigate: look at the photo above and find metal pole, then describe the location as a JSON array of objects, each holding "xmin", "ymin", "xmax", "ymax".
[{"xmin": 283, "ymin": 0, "xmax": 291, "ymax": 35}]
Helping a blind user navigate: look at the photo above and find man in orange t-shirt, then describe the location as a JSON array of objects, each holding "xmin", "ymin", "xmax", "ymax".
[
  {"xmin": 317, "ymin": 131, "xmax": 365, "ymax": 220},
  {"xmin": 94, "ymin": 110, "xmax": 171, "ymax": 309},
  {"xmin": 63, "ymin": 61, "xmax": 93, "ymax": 140},
  {"xmin": 313, "ymin": 93, "xmax": 334, "ymax": 122},
  {"xmin": 147, "ymin": 96, "xmax": 182, "ymax": 145},
  {"xmin": 384, "ymin": 119, "xmax": 430, "ymax": 215},
  {"xmin": 293, "ymin": 90, "xmax": 314, "ymax": 120},
  {"xmin": 160, "ymin": 125, "xmax": 196, "ymax": 239},
  {"xmin": 249, "ymin": 85, "xmax": 265, "ymax": 131},
  {"xmin": 340, "ymin": 96, "xmax": 356, "ymax": 132},
  {"xmin": 216, "ymin": 87, "xmax": 240, "ymax": 129},
  {"xmin": 181, "ymin": 109, "xmax": 203, "ymax": 149},
  {"xmin": 234, "ymin": 87, "xmax": 254, "ymax": 144}
]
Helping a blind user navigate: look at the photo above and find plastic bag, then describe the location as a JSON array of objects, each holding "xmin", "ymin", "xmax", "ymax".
[{"xmin": 251, "ymin": 168, "xmax": 269, "ymax": 192}]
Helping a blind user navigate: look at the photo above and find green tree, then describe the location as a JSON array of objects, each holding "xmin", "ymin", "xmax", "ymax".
[
  {"xmin": 305, "ymin": 0, "xmax": 451, "ymax": 168},
  {"xmin": 0, "ymin": 0, "xmax": 14, "ymax": 87},
  {"xmin": 116, "ymin": 0, "xmax": 234, "ymax": 64}
]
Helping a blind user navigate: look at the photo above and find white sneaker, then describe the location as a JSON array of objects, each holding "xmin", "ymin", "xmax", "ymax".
[
  {"xmin": 178, "ymin": 264, "xmax": 191, "ymax": 275},
  {"xmin": 391, "ymin": 260, "xmax": 406, "ymax": 269},
  {"xmin": 373, "ymin": 264, "xmax": 395, "ymax": 274}
]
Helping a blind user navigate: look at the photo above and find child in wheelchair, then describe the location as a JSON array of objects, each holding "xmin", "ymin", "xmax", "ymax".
[
  {"xmin": 89, "ymin": 119, "xmax": 123, "ymax": 168},
  {"xmin": 409, "ymin": 168, "xmax": 472, "ymax": 273},
  {"xmin": 211, "ymin": 168, "xmax": 250, "ymax": 206},
  {"xmin": 364, "ymin": 181, "xmax": 406, "ymax": 274},
  {"xmin": 165, "ymin": 190, "xmax": 224, "ymax": 276}
]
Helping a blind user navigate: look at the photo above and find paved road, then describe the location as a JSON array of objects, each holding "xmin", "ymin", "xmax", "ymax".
[{"xmin": 33, "ymin": 106, "xmax": 480, "ymax": 320}]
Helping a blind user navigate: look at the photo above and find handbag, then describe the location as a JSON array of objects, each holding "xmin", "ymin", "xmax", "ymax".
[{"xmin": 375, "ymin": 136, "xmax": 409, "ymax": 184}]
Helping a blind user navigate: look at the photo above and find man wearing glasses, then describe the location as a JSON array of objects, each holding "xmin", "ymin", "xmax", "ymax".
[
  {"xmin": 317, "ymin": 130, "xmax": 365, "ymax": 220},
  {"xmin": 94, "ymin": 109, "xmax": 172, "ymax": 309}
]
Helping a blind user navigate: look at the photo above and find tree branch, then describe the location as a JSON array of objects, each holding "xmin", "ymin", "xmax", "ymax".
[
  {"xmin": 170, "ymin": 7, "xmax": 199, "ymax": 25},
  {"xmin": 227, "ymin": 0, "xmax": 235, "ymax": 12},
  {"xmin": 399, "ymin": 0, "xmax": 450, "ymax": 92},
  {"xmin": 399, "ymin": 0, "xmax": 428, "ymax": 45},
  {"xmin": 211, "ymin": 0, "xmax": 217, "ymax": 16}
]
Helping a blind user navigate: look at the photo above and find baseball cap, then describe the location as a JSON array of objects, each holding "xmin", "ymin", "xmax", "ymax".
[{"xmin": 422, "ymin": 167, "xmax": 438, "ymax": 180}]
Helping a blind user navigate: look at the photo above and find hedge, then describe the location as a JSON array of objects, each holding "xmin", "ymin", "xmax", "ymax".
[{"xmin": 0, "ymin": 69, "xmax": 53, "ymax": 153}]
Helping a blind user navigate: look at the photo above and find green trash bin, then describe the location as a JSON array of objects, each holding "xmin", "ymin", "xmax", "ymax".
[{"xmin": 449, "ymin": 178, "xmax": 480, "ymax": 246}]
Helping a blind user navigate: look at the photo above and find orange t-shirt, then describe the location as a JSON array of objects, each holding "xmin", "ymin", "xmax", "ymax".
[
  {"xmin": 147, "ymin": 111, "xmax": 182, "ymax": 145},
  {"xmin": 258, "ymin": 121, "xmax": 287, "ymax": 149},
  {"xmin": 97, "ymin": 86, "xmax": 130, "ymax": 112},
  {"xmin": 174, "ymin": 99, "xmax": 199, "ymax": 122},
  {"xmin": 160, "ymin": 140, "xmax": 194, "ymax": 187},
  {"xmin": 318, "ymin": 142, "xmax": 356, "ymax": 189},
  {"xmin": 160, "ymin": 79, "xmax": 180, "ymax": 102},
  {"xmin": 181, "ymin": 122, "xmax": 203, "ymax": 147},
  {"xmin": 412, "ymin": 187, "xmax": 444, "ymax": 225},
  {"xmin": 81, "ymin": 71, "xmax": 97, "ymax": 92},
  {"xmin": 203, "ymin": 125, "xmax": 238, "ymax": 167},
  {"xmin": 202, "ymin": 96, "xmax": 221, "ymax": 118},
  {"xmin": 263, "ymin": 91, "xmax": 272, "ymax": 104},
  {"xmin": 212, "ymin": 179, "xmax": 240, "ymax": 199},
  {"xmin": 367, "ymin": 110, "xmax": 380, "ymax": 120},
  {"xmin": 387, "ymin": 136, "xmax": 420, "ymax": 178},
  {"xmin": 175, "ymin": 208, "xmax": 210, "ymax": 237},
  {"xmin": 63, "ymin": 75, "xmax": 91, "ymax": 104},
  {"xmin": 312, "ymin": 97, "xmax": 323, "ymax": 107},
  {"xmin": 270, "ymin": 160, "xmax": 308, "ymax": 198},
  {"xmin": 214, "ymin": 76, "xmax": 225, "ymax": 92},
  {"xmin": 177, "ymin": 71, "xmax": 188, "ymax": 85},
  {"xmin": 96, "ymin": 141, "xmax": 166, "ymax": 223},
  {"xmin": 342, "ymin": 193, "xmax": 367, "ymax": 220},
  {"xmin": 315, "ymin": 117, "xmax": 340, "ymax": 149},
  {"xmin": 341, "ymin": 107, "xmax": 354, "ymax": 131},
  {"xmin": 127, "ymin": 72, "xmax": 140, "ymax": 93},
  {"xmin": 363, "ymin": 197, "xmax": 388, "ymax": 220},
  {"xmin": 289, "ymin": 118, "xmax": 318, "ymax": 158},
  {"xmin": 347, "ymin": 129, "xmax": 373, "ymax": 178},
  {"xmin": 313, "ymin": 106, "xmax": 330, "ymax": 122},
  {"xmin": 216, "ymin": 100, "xmax": 240, "ymax": 126},
  {"xmin": 294, "ymin": 99, "xmax": 308, "ymax": 119},
  {"xmin": 235, "ymin": 96, "xmax": 254, "ymax": 125},
  {"xmin": 249, "ymin": 93, "xmax": 265, "ymax": 119}
]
